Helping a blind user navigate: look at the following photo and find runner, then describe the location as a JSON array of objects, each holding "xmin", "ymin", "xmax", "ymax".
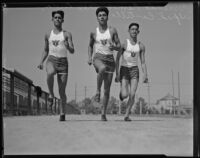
[
  {"xmin": 115, "ymin": 22, "xmax": 148, "ymax": 121},
  {"xmin": 88, "ymin": 7, "xmax": 121, "ymax": 121},
  {"xmin": 37, "ymin": 10, "xmax": 75, "ymax": 121}
]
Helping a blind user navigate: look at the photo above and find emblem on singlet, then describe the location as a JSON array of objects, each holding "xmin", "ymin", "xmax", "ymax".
[
  {"xmin": 131, "ymin": 51, "xmax": 136, "ymax": 57},
  {"xmin": 52, "ymin": 40, "xmax": 60, "ymax": 47},
  {"xmin": 100, "ymin": 39, "xmax": 108, "ymax": 46}
]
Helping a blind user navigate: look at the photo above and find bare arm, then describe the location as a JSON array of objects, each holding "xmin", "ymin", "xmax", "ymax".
[
  {"xmin": 88, "ymin": 32, "xmax": 95, "ymax": 65},
  {"xmin": 110, "ymin": 27, "xmax": 121, "ymax": 51},
  {"xmin": 115, "ymin": 41, "xmax": 126, "ymax": 82},
  {"xmin": 38, "ymin": 33, "xmax": 49, "ymax": 70},
  {"xmin": 139, "ymin": 42, "xmax": 148, "ymax": 83},
  {"xmin": 115, "ymin": 44, "xmax": 124, "ymax": 75},
  {"xmin": 64, "ymin": 31, "xmax": 74, "ymax": 54}
]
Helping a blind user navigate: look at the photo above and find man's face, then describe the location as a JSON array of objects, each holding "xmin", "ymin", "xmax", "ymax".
[
  {"xmin": 129, "ymin": 25, "xmax": 139, "ymax": 38},
  {"xmin": 52, "ymin": 13, "xmax": 63, "ymax": 26},
  {"xmin": 97, "ymin": 11, "xmax": 108, "ymax": 25}
]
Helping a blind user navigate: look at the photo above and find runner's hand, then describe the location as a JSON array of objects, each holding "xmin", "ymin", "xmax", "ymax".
[
  {"xmin": 143, "ymin": 76, "xmax": 148, "ymax": 83},
  {"xmin": 88, "ymin": 58, "xmax": 92, "ymax": 66},
  {"xmin": 109, "ymin": 41, "xmax": 115, "ymax": 51},
  {"xmin": 37, "ymin": 63, "xmax": 43, "ymax": 70},
  {"xmin": 64, "ymin": 40, "xmax": 69, "ymax": 49}
]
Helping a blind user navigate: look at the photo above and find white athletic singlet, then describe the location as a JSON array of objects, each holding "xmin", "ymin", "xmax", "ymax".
[
  {"xmin": 48, "ymin": 30, "xmax": 68, "ymax": 58},
  {"xmin": 94, "ymin": 27, "xmax": 113, "ymax": 55},
  {"xmin": 121, "ymin": 39, "xmax": 140, "ymax": 67}
]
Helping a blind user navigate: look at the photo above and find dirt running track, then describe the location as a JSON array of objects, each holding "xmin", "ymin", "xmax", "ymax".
[{"xmin": 3, "ymin": 114, "xmax": 193, "ymax": 156}]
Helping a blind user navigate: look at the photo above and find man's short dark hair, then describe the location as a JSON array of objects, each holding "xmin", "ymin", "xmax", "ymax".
[
  {"xmin": 52, "ymin": 10, "xmax": 64, "ymax": 19},
  {"xmin": 96, "ymin": 7, "xmax": 109, "ymax": 16},
  {"xmin": 129, "ymin": 23, "xmax": 139, "ymax": 30}
]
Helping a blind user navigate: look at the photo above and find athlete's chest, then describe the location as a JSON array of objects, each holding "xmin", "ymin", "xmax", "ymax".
[
  {"xmin": 123, "ymin": 41, "xmax": 140, "ymax": 58},
  {"xmin": 49, "ymin": 32, "xmax": 65, "ymax": 47},
  {"xmin": 95, "ymin": 28, "xmax": 112, "ymax": 45}
]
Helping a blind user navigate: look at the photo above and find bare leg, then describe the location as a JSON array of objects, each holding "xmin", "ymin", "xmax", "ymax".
[
  {"xmin": 46, "ymin": 61, "xmax": 56, "ymax": 98},
  {"xmin": 57, "ymin": 73, "xmax": 68, "ymax": 119},
  {"xmin": 93, "ymin": 59, "xmax": 106, "ymax": 102},
  {"xmin": 120, "ymin": 78, "xmax": 129, "ymax": 101},
  {"xmin": 124, "ymin": 78, "xmax": 138, "ymax": 120},
  {"xmin": 101, "ymin": 72, "xmax": 113, "ymax": 120}
]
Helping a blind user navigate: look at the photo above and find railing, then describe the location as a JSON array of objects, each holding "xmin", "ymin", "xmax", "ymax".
[{"xmin": 2, "ymin": 67, "xmax": 61, "ymax": 116}]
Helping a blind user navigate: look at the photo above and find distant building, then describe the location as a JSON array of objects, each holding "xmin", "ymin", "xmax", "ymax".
[{"xmin": 157, "ymin": 93, "xmax": 179, "ymax": 114}]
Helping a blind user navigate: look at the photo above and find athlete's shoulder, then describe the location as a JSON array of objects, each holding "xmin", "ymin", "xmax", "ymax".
[
  {"xmin": 63, "ymin": 30, "xmax": 72, "ymax": 38},
  {"xmin": 123, "ymin": 39, "xmax": 128, "ymax": 49},
  {"xmin": 109, "ymin": 26, "xmax": 118, "ymax": 34},
  {"xmin": 44, "ymin": 29, "xmax": 51, "ymax": 40},
  {"xmin": 138, "ymin": 41, "xmax": 145, "ymax": 51},
  {"xmin": 90, "ymin": 29, "xmax": 96, "ymax": 40},
  {"xmin": 138, "ymin": 41, "xmax": 145, "ymax": 48}
]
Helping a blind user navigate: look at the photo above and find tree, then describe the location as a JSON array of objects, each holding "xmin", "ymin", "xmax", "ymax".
[
  {"xmin": 81, "ymin": 98, "xmax": 100, "ymax": 114},
  {"xmin": 67, "ymin": 100, "xmax": 81, "ymax": 114},
  {"xmin": 107, "ymin": 96, "xmax": 118, "ymax": 114},
  {"xmin": 134, "ymin": 97, "xmax": 148, "ymax": 114},
  {"xmin": 120, "ymin": 101, "xmax": 127, "ymax": 114}
]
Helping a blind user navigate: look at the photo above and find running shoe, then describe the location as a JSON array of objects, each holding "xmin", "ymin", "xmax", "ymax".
[
  {"xmin": 124, "ymin": 117, "xmax": 132, "ymax": 121},
  {"xmin": 101, "ymin": 115, "xmax": 107, "ymax": 121},
  {"xmin": 59, "ymin": 114, "xmax": 66, "ymax": 121}
]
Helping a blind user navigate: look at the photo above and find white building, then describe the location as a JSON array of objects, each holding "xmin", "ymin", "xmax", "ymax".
[{"xmin": 157, "ymin": 93, "xmax": 179, "ymax": 114}]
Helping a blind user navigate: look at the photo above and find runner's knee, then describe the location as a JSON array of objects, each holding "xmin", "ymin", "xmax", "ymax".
[
  {"xmin": 121, "ymin": 91, "xmax": 128, "ymax": 99},
  {"xmin": 59, "ymin": 87, "xmax": 66, "ymax": 96},
  {"xmin": 104, "ymin": 88, "xmax": 110, "ymax": 96},
  {"xmin": 129, "ymin": 93, "xmax": 135, "ymax": 101},
  {"xmin": 59, "ymin": 92, "xmax": 66, "ymax": 101}
]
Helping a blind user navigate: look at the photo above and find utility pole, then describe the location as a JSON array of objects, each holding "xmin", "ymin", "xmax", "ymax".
[
  {"xmin": 119, "ymin": 101, "xmax": 121, "ymax": 115},
  {"xmin": 75, "ymin": 83, "xmax": 77, "ymax": 103},
  {"xmin": 84, "ymin": 86, "xmax": 87, "ymax": 99},
  {"xmin": 172, "ymin": 70, "xmax": 175, "ymax": 116},
  {"xmin": 178, "ymin": 72, "xmax": 181, "ymax": 105},
  {"xmin": 140, "ymin": 100, "xmax": 142, "ymax": 115},
  {"xmin": 147, "ymin": 82, "xmax": 151, "ymax": 107},
  {"xmin": 171, "ymin": 70, "xmax": 175, "ymax": 97},
  {"xmin": 178, "ymin": 72, "xmax": 181, "ymax": 115}
]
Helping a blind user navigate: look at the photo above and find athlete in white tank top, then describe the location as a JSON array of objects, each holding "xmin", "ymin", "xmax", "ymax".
[
  {"xmin": 121, "ymin": 39, "xmax": 140, "ymax": 67},
  {"xmin": 37, "ymin": 10, "xmax": 74, "ymax": 122},
  {"xmin": 115, "ymin": 23, "xmax": 148, "ymax": 121},
  {"xmin": 94, "ymin": 27, "xmax": 113, "ymax": 55},
  {"xmin": 88, "ymin": 7, "xmax": 121, "ymax": 121},
  {"xmin": 48, "ymin": 30, "xmax": 68, "ymax": 58}
]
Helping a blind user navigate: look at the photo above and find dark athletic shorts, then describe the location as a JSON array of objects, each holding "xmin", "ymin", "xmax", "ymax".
[
  {"xmin": 46, "ymin": 55, "xmax": 68, "ymax": 74},
  {"xmin": 120, "ymin": 66, "xmax": 139, "ymax": 81},
  {"xmin": 93, "ymin": 53, "xmax": 115, "ymax": 73}
]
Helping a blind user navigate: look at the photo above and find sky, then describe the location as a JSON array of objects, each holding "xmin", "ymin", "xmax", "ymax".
[{"xmin": 3, "ymin": 2, "xmax": 193, "ymax": 105}]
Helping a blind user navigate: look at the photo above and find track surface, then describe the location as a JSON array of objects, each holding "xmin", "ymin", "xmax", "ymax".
[{"xmin": 3, "ymin": 114, "xmax": 193, "ymax": 156}]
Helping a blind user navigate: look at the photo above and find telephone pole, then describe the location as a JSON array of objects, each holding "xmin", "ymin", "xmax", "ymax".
[
  {"xmin": 84, "ymin": 86, "xmax": 87, "ymax": 99},
  {"xmin": 147, "ymin": 82, "xmax": 151, "ymax": 107},
  {"xmin": 172, "ymin": 70, "xmax": 175, "ymax": 115},
  {"xmin": 171, "ymin": 70, "xmax": 175, "ymax": 97},
  {"xmin": 178, "ymin": 72, "xmax": 181, "ymax": 105},
  {"xmin": 75, "ymin": 83, "xmax": 77, "ymax": 103}
]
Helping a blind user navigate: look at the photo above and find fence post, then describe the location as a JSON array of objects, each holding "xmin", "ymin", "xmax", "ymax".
[
  {"xmin": 140, "ymin": 100, "xmax": 142, "ymax": 115},
  {"xmin": 28, "ymin": 84, "xmax": 32, "ymax": 115},
  {"xmin": 10, "ymin": 73, "xmax": 15, "ymax": 115},
  {"xmin": 45, "ymin": 92, "xmax": 48, "ymax": 114},
  {"xmin": 54, "ymin": 98, "xmax": 57, "ymax": 114},
  {"xmin": 37, "ymin": 95, "xmax": 40, "ymax": 115},
  {"xmin": 58, "ymin": 100, "xmax": 60, "ymax": 114}
]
